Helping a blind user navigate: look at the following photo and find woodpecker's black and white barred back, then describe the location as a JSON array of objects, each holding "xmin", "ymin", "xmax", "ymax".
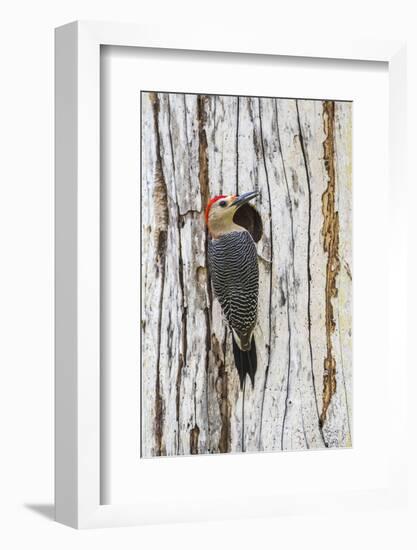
[
  {"xmin": 208, "ymin": 230, "xmax": 259, "ymax": 387},
  {"xmin": 205, "ymin": 191, "xmax": 262, "ymax": 389}
]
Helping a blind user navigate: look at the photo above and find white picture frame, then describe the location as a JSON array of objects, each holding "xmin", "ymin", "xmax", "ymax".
[{"xmin": 55, "ymin": 20, "xmax": 407, "ymax": 529}]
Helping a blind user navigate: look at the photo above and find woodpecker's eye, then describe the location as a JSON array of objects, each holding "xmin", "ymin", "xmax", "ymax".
[{"xmin": 219, "ymin": 200, "xmax": 227, "ymax": 207}]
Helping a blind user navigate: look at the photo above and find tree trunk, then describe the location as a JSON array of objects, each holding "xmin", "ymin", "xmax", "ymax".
[{"xmin": 141, "ymin": 92, "xmax": 352, "ymax": 457}]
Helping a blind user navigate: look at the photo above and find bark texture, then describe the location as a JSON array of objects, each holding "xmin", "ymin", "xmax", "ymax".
[{"xmin": 141, "ymin": 92, "xmax": 352, "ymax": 457}]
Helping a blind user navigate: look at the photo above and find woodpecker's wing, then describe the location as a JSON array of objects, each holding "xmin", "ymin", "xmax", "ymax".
[{"xmin": 208, "ymin": 230, "xmax": 259, "ymax": 347}]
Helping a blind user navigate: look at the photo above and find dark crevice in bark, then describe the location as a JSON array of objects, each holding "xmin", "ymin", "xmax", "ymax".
[
  {"xmin": 235, "ymin": 97, "xmax": 247, "ymax": 452},
  {"xmin": 246, "ymin": 99, "xmax": 260, "ymax": 195},
  {"xmin": 218, "ymin": 328, "xmax": 231, "ymax": 453},
  {"xmin": 178, "ymin": 209, "xmax": 201, "ymax": 220},
  {"xmin": 183, "ymin": 94, "xmax": 194, "ymax": 193},
  {"xmin": 258, "ymin": 98, "xmax": 274, "ymax": 450},
  {"xmin": 198, "ymin": 95, "xmax": 217, "ymax": 451},
  {"xmin": 166, "ymin": 95, "xmax": 188, "ymax": 454},
  {"xmin": 204, "ymin": 294, "xmax": 212, "ymax": 450},
  {"xmin": 275, "ymin": 100, "xmax": 297, "ymax": 288},
  {"xmin": 344, "ymin": 260, "xmax": 352, "ymax": 281},
  {"xmin": 198, "ymin": 95, "xmax": 210, "ymax": 207},
  {"xmin": 235, "ymin": 97, "xmax": 240, "ymax": 194},
  {"xmin": 190, "ymin": 424, "xmax": 200, "ymax": 454},
  {"xmin": 299, "ymin": 387, "xmax": 310, "ymax": 449},
  {"xmin": 190, "ymin": 383, "xmax": 200, "ymax": 454},
  {"xmin": 213, "ymin": 97, "xmax": 224, "ymax": 194},
  {"xmin": 295, "ymin": 99, "xmax": 327, "ymax": 447},
  {"xmin": 281, "ymin": 270, "xmax": 291, "ymax": 451},
  {"xmin": 149, "ymin": 92, "xmax": 169, "ymax": 456},
  {"xmin": 320, "ymin": 100, "xmax": 340, "ymax": 430},
  {"xmin": 241, "ymin": 379, "xmax": 246, "ymax": 452}
]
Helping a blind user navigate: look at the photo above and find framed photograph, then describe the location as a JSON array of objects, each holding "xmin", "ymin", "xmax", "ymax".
[{"xmin": 55, "ymin": 21, "xmax": 407, "ymax": 528}]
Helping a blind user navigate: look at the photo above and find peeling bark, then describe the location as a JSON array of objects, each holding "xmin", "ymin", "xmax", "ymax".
[
  {"xmin": 149, "ymin": 93, "xmax": 169, "ymax": 456},
  {"xmin": 320, "ymin": 100, "xmax": 340, "ymax": 429},
  {"xmin": 197, "ymin": 95, "xmax": 210, "ymax": 206}
]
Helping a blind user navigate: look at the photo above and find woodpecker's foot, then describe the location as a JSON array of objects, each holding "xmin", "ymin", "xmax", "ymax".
[{"xmin": 257, "ymin": 253, "xmax": 272, "ymax": 265}]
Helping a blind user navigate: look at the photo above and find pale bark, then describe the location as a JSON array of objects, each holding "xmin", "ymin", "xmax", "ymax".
[{"xmin": 141, "ymin": 92, "xmax": 352, "ymax": 457}]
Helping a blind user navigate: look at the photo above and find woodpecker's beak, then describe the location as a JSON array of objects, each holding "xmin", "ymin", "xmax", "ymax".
[{"xmin": 229, "ymin": 191, "xmax": 258, "ymax": 209}]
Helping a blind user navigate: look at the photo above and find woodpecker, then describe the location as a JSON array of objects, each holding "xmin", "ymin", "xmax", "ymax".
[{"xmin": 205, "ymin": 191, "xmax": 262, "ymax": 389}]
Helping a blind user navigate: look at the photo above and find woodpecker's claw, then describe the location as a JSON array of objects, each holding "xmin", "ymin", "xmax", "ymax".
[
  {"xmin": 257, "ymin": 253, "xmax": 272, "ymax": 265},
  {"xmin": 230, "ymin": 191, "xmax": 258, "ymax": 208}
]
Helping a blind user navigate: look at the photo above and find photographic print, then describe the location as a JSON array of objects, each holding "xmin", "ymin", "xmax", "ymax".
[{"xmin": 141, "ymin": 91, "xmax": 352, "ymax": 457}]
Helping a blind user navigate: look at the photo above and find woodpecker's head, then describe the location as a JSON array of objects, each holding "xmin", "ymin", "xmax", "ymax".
[{"xmin": 205, "ymin": 191, "xmax": 259, "ymax": 239}]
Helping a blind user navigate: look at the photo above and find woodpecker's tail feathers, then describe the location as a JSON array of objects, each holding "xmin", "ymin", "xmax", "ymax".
[{"xmin": 232, "ymin": 335, "xmax": 257, "ymax": 390}]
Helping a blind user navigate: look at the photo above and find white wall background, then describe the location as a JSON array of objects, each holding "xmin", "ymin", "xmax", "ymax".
[{"xmin": 0, "ymin": 0, "xmax": 416, "ymax": 548}]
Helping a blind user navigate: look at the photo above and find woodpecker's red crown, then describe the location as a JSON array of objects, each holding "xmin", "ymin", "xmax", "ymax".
[{"xmin": 205, "ymin": 195, "xmax": 228, "ymax": 225}]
